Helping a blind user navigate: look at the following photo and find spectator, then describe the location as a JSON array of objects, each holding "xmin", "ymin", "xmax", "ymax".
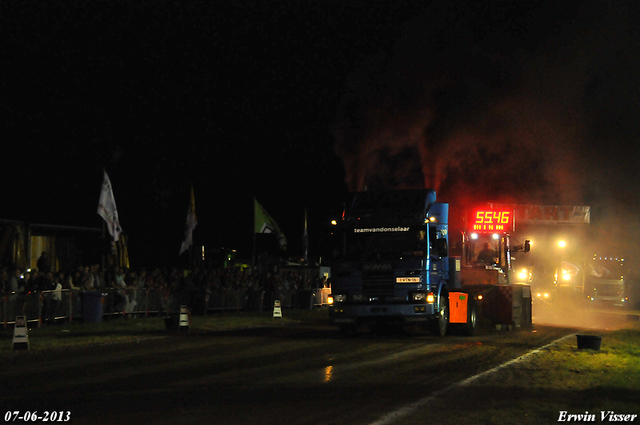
[
  {"xmin": 37, "ymin": 251, "xmax": 51, "ymax": 274},
  {"xmin": 63, "ymin": 270, "xmax": 81, "ymax": 291},
  {"xmin": 110, "ymin": 266, "xmax": 130, "ymax": 313},
  {"xmin": 72, "ymin": 267, "xmax": 83, "ymax": 287},
  {"xmin": 0, "ymin": 268, "xmax": 8, "ymax": 297},
  {"xmin": 26, "ymin": 269, "xmax": 40, "ymax": 293},
  {"xmin": 6, "ymin": 268, "xmax": 24, "ymax": 316},
  {"xmin": 41, "ymin": 271, "xmax": 59, "ymax": 324},
  {"xmin": 92, "ymin": 264, "xmax": 104, "ymax": 291},
  {"xmin": 138, "ymin": 268, "xmax": 147, "ymax": 287},
  {"xmin": 145, "ymin": 268, "xmax": 157, "ymax": 289},
  {"xmin": 8, "ymin": 268, "xmax": 21, "ymax": 294},
  {"xmin": 124, "ymin": 268, "xmax": 135, "ymax": 287},
  {"xmin": 127, "ymin": 269, "xmax": 144, "ymax": 316},
  {"xmin": 80, "ymin": 266, "xmax": 95, "ymax": 290},
  {"xmin": 51, "ymin": 272, "xmax": 63, "ymax": 320},
  {"xmin": 10, "ymin": 268, "xmax": 27, "ymax": 315}
]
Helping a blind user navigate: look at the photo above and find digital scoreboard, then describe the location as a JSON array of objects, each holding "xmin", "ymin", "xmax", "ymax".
[{"xmin": 470, "ymin": 209, "xmax": 514, "ymax": 233}]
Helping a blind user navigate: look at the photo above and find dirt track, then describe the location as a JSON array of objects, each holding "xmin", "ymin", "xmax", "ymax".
[{"xmin": 0, "ymin": 320, "xmax": 585, "ymax": 425}]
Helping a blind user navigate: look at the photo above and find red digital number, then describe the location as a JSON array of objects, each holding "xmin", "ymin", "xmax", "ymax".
[{"xmin": 471, "ymin": 210, "xmax": 512, "ymax": 233}]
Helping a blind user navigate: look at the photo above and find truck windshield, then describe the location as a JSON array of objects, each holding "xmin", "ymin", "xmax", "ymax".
[
  {"xmin": 587, "ymin": 257, "xmax": 624, "ymax": 280},
  {"xmin": 334, "ymin": 226, "xmax": 427, "ymax": 261}
]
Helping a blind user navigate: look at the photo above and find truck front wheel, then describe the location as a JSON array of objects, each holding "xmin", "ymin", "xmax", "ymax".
[{"xmin": 431, "ymin": 295, "xmax": 449, "ymax": 337}]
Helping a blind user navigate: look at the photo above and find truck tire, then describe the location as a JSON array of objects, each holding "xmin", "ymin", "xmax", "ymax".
[
  {"xmin": 462, "ymin": 299, "xmax": 477, "ymax": 336},
  {"xmin": 431, "ymin": 295, "xmax": 449, "ymax": 337}
]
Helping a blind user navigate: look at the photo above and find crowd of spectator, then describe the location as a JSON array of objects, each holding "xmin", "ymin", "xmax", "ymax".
[{"xmin": 1, "ymin": 251, "xmax": 331, "ymax": 321}]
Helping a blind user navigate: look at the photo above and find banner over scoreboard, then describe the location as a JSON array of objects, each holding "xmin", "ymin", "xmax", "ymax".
[{"xmin": 489, "ymin": 204, "xmax": 590, "ymax": 225}]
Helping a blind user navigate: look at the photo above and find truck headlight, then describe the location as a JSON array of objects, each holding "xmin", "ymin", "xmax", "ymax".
[
  {"xmin": 330, "ymin": 294, "xmax": 346, "ymax": 303},
  {"xmin": 410, "ymin": 292, "xmax": 426, "ymax": 302}
]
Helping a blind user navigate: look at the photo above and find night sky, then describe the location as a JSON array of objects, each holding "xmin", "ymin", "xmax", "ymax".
[{"xmin": 3, "ymin": 1, "xmax": 640, "ymax": 267}]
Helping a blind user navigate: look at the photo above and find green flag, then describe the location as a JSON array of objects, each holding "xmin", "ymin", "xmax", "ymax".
[{"xmin": 254, "ymin": 198, "xmax": 287, "ymax": 250}]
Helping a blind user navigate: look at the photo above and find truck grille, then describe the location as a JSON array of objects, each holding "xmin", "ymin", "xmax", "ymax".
[
  {"xmin": 595, "ymin": 284, "xmax": 622, "ymax": 297},
  {"xmin": 362, "ymin": 272, "xmax": 395, "ymax": 297}
]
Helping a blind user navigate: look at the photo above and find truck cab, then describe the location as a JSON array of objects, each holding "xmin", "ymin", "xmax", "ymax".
[
  {"xmin": 327, "ymin": 189, "xmax": 455, "ymax": 335},
  {"xmin": 586, "ymin": 255, "xmax": 627, "ymax": 307}
]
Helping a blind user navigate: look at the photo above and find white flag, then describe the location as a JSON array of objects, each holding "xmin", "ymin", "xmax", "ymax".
[
  {"xmin": 97, "ymin": 171, "xmax": 122, "ymax": 241},
  {"xmin": 180, "ymin": 185, "xmax": 197, "ymax": 255}
]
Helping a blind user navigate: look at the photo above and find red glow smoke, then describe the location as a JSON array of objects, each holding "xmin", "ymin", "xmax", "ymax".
[{"xmin": 334, "ymin": 6, "xmax": 591, "ymax": 208}]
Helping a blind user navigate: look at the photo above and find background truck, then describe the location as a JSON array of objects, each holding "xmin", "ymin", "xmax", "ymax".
[
  {"xmin": 585, "ymin": 255, "xmax": 628, "ymax": 307},
  {"xmin": 483, "ymin": 204, "xmax": 640, "ymax": 311},
  {"xmin": 467, "ymin": 203, "xmax": 591, "ymax": 311},
  {"xmin": 327, "ymin": 190, "xmax": 532, "ymax": 336}
]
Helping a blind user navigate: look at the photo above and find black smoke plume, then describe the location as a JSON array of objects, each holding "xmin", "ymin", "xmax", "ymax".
[
  {"xmin": 334, "ymin": 2, "xmax": 640, "ymax": 257},
  {"xmin": 335, "ymin": 3, "xmax": 592, "ymax": 204}
]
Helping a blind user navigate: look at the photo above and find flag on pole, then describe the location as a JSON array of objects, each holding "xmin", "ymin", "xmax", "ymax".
[
  {"xmin": 97, "ymin": 171, "xmax": 123, "ymax": 241},
  {"xmin": 303, "ymin": 207, "xmax": 308, "ymax": 262},
  {"xmin": 180, "ymin": 185, "xmax": 198, "ymax": 256},
  {"xmin": 254, "ymin": 198, "xmax": 287, "ymax": 250}
]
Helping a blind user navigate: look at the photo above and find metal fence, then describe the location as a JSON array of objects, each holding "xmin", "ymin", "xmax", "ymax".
[{"xmin": 1, "ymin": 287, "xmax": 332, "ymax": 327}]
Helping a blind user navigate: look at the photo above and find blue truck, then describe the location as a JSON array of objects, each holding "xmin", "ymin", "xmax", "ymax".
[{"xmin": 328, "ymin": 189, "xmax": 532, "ymax": 335}]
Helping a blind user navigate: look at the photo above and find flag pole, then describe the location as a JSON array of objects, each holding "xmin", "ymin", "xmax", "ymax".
[
  {"xmin": 101, "ymin": 168, "xmax": 106, "ymax": 272},
  {"xmin": 252, "ymin": 197, "xmax": 256, "ymax": 269},
  {"xmin": 189, "ymin": 183, "xmax": 194, "ymax": 269},
  {"xmin": 303, "ymin": 207, "xmax": 308, "ymax": 263}
]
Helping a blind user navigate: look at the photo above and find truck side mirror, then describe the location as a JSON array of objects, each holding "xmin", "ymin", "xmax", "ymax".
[
  {"xmin": 437, "ymin": 238, "xmax": 448, "ymax": 257},
  {"xmin": 524, "ymin": 240, "xmax": 531, "ymax": 253}
]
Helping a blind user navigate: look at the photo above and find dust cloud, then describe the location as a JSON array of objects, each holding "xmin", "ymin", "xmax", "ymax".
[{"xmin": 533, "ymin": 299, "xmax": 630, "ymax": 331}]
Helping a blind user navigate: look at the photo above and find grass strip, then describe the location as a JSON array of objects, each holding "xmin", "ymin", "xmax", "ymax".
[{"xmin": 426, "ymin": 322, "xmax": 640, "ymax": 425}]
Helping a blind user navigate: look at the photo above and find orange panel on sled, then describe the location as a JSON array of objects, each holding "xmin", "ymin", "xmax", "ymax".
[{"xmin": 449, "ymin": 292, "xmax": 468, "ymax": 323}]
